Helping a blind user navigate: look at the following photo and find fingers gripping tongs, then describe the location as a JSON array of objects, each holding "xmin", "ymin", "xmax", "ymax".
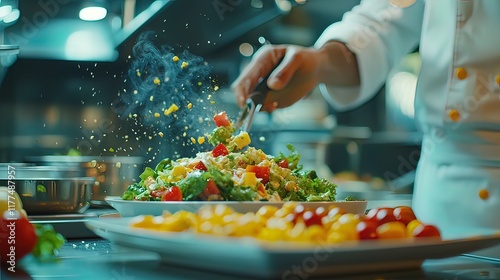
[{"xmin": 234, "ymin": 75, "xmax": 273, "ymax": 133}]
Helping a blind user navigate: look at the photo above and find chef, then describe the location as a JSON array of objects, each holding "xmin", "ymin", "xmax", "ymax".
[{"xmin": 231, "ymin": 0, "xmax": 500, "ymax": 238}]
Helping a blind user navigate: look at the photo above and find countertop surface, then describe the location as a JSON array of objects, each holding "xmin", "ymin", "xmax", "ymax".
[{"xmin": 2, "ymin": 238, "xmax": 500, "ymax": 280}]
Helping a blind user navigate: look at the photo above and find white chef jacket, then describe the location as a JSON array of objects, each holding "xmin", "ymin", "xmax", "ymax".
[{"xmin": 315, "ymin": 0, "xmax": 500, "ymax": 238}]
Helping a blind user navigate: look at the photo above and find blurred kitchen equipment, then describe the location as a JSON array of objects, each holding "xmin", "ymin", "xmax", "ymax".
[
  {"xmin": 25, "ymin": 156, "xmax": 144, "ymax": 204},
  {"xmin": 0, "ymin": 165, "xmax": 94, "ymax": 214}
]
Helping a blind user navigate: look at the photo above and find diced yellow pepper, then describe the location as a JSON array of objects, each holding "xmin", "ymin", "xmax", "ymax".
[
  {"xmin": 171, "ymin": 165, "xmax": 187, "ymax": 177},
  {"xmin": 164, "ymin": 104, "xmax": 179, "ymax": 116},
  {"xmin": 233, "ymin": 132, "xmax": 251, "ymax": 150},
  {"xmin": 244, "ymin": 171, "xmax": 258, "ymax": 187}
]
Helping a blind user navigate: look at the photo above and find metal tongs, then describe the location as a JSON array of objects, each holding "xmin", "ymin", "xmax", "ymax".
[{"xmin": 233, "ymin": 76, "xmax": 273, "ymax": 132}]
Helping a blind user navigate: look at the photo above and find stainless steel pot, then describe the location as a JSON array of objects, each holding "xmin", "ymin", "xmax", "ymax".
[
  {"xmin": 0, "ymin": 165, "xmax": 94, "ymax": 214},
  {"xmin": 26, "ymin": 156, "xmax": 144, "ymax": 203},
  {"xmin": 4, "ymin": 178, "xmax": 95, "ymax": 214}
]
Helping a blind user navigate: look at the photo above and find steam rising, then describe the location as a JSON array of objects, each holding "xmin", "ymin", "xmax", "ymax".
[{"xmin": 119, "ymin": 32, "xmax": 219, "ymax": 160}]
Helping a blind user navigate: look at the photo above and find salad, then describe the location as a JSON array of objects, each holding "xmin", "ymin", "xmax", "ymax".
[{"xmin": 122, "ymin": 112, "xmax": 337, "ymax": 202}]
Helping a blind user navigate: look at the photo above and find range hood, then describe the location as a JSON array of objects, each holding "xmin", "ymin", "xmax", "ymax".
[{"xmin": 4, "ymin": 0, "xmax": 290, "ymax": 62}]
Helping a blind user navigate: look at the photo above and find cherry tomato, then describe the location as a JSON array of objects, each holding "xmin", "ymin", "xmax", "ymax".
[
  {"xmin": 412, "ymin": 224, "xmax": 441, "ymax": 238},
  {"xmin": 198, "ymin": 179, "xmax": 221, "ymax": 201},
  {"xmin": 212, "ymin": 143, "xmax": 229, "ymax": 157},
  {"xmin": 1, "ymin": 211, "xmax": 38, "ymax": 263},
  {"xmin": 213, "ymin": 111, "xmax": 231, "ymax": 127},
  {"xmin": 393, "ymin": 206, "xmax": 417, "ymax": 225},
  {"xmin": 302, "ymin": 210, "xmax": 323, "ymax": 227},
  {"xmin": 150, "ymin": 186, "xmax": 167, "ymax": 199},
  {"xmin": 356, "ymin": 220, "xmax": 379, "ymax": 240},
  {"xmin": 376, "ymin": 221, "xmax": 406, "ymax": 239},
  {"xmin": 161, "ymin": 186, "xmax": 183, "ymax": 201},
  {"xmin": 365, "ymin": 207, "xmax": 397, "ymax": 225},
  {"xmin": 245, "ymin": 165, "xmax": 270, "ymax": 184},
  {"xmin": 193, "ymin": 161, "xmax": 207, "ymax": 171},
  {"xmin": 277, "ymin": 159, "xmax": 289, "ymax": 168}
]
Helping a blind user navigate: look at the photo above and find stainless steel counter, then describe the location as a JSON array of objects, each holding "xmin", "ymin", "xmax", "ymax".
[{"xmin": 2, "ymin": 239, "xmax": 499, "ymax": 280}]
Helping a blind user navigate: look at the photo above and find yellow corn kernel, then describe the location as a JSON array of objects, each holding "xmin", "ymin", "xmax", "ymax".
[
  {"xmin": 172, "ymin": 56, "xmax": 179, "ymax": 62},
  {"xmin": 406, "ymin": 219, "xmax": 423, "ymax": 237},
  {"xmin": 159, "ymin": 213, "xmax": 191, "ymax": 232},
  {"xmin": 153, "ymin": 77, "xmax": 161, "ymax": 85},
  {"xmin": 130, "ymin": 215, "xmax": 160, "ymax": 229},
  {"xmin": 181, "ymin": 61, "xmax": 189, "ymax": 69},
  {"xmin": 154, "ymin": 112, "xmax": 161, "ymax": 118},
  {"xmin": 256, "ymin": 205, "xmax": 280, "ymax": 219},
  {"xmin": 187, "ymin": 103, "xmax": 193, "ymax": 109},
  {"xmin": 244, "ymin": 171, "xmax": 258, "ymax": 187},
  {"xmin": 327, "ymin": 221, "xmax": 358, "ymax": 241},
  {"xmin": 158, "ymin": 132, "xmax": 164, "ymax": 137},
  {"xmin": 164, "ymin": 104, "xmax": 179, "ymax": 116},
  {"xmin": 190, "ymin": 137, "xmax": 196, "ymax": 144},
  {"xmin": 377, "ymin": 221, "xmax": 406, "ymax": 239},
  {"xmin": 197, "ymin": 136, "xmax": 205, "ymax": 144},
  {"xmin": 171, "ymin": 165, "xmax": 187, "ymax": 177},
  {"xmin": 233, "ymin": 132, "xmax": 251, "ymax": 150},
  {"xmin": 305, "ymin": 224, "xmax": 327, "ymax": 242}
]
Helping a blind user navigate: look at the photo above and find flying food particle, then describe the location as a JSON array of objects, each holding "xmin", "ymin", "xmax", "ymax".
[
  {"xmin": 158, "ymin": 132, "xmax": 164, "ymax": 137},
  {"xmin": 181, "ymin": 62, "xmax": 189, "ymax": 69},
  {"xmin": 259, "ymin": 136, "xmax": 266, "ymax": 142},
  {"xmin": 153, "ymin": 77, "xmax": 161, "ymax": 85},
  {"xmin": 133, "ymin": 90, "xmax": 138, "ymax": 95},
  {"xmin": 182, "ymin": 132, "xmax": 187, "ymax": 137},
  {"xmin": 136, "ymin": 70, "xmax": 141, "ymax": 77},
  {"xmin": 154, "ymin": 112, "xmax": 160, "ymax": 118},
  {"xmin": 172, "ymin": 56, "xmax": 179, "ymax": 62},
  {"xmin": 197, "ymin": 136, "xmax": 205, "ymax": 144},
  {"xmin": 164, "ymin": 104, "xmax": 179, "ymax": 116},
  {"xmin": 89, "ymin": 160, "xmax": 97, "ymax": 168},
  {"xmin": 197, "ymin": 82, "xmax": 202, "ymax": 86},
  {"xmin": 150, "ymin": 96, "xmax": 154, "ymax": 102},
  {"xmin": 116, "ymin": 162, "xmax": 122, "ymax": 168},
  {"xmin": 214, "ymin": 85, "xmax": 219, "ymax": 91},
  {"xmin": 190, "ymin": 137, "xmax": 196, "ymax": 144},
  {"xmin": 109, "ymin": 148, "xmax": 115, "ymax": 153},
  {"xmin": 187, "ymin": 103, "xmax": 193, "ymax": 109}
]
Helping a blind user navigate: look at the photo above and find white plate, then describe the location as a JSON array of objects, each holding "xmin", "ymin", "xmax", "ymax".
[
  {"xmin": 104, "ymin": 196, "xmax": 368, "ymax": 217},
  {"xmin": 85, "ymin": 217, "xmax": 500, "ymax": 278}
]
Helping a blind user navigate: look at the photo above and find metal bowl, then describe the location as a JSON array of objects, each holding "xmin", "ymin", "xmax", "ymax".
[
  {"xmin": 0, "ymin": 177, "xmax": 95, "ymax": 214},
  {"xmin": 25, "ymin": 156, "xmax": 144, "ymax": 203}
]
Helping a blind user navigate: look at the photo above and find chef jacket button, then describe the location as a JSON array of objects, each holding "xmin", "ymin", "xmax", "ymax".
[
  {"xmin": 455, "ymin": 68, "xmax": 468, "ymax": 80},
  {"xmin": 478, "ymin": 189, "xmax": 489, "ymax": 200},
  {"xmin": 448, "ymin": 109, "xmax": 461, "ymax": 122}
]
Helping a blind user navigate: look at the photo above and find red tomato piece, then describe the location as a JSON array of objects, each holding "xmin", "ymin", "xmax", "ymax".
[
  {"xmin": 213, "ymin": 111, "xmax": 231, "ymax": 127},
  {"xmin": 245, "ymin": 165, "xmax": 270, "ymax": 184},
  {"xmin": 393, "ymin": 206, "xmax": 417, "ymax": 225},
  {"xmin": 278, "ymin": 159, "xmax": 289, "ymax": 168},
  {"xmin": 357, "ymin": 220, "xmax": 379, "ymax": 240},
  {"xmin": 412, "ymin": 224, "xmax": 441, "ymax": 238},
  {"xmin": 365, "ymin": 207, "xmax": 397, "ymax": 225},
  {"xmin": 198, "ymin": 179, "xmax": 221, "ymax": 201},
  {"xmin": 161, "ymin": 186, "xmax": 183, "ymax": 201},
  {"xmin": 193, "ymin": 161, "xmax": 207, "ymax": 171},
  {"xmin": 150, "ymin": 187, "xmax": 166, "ymax": 199},
  {"xmin": 1, "ymin": 211, "xmax": 38, "ymax": 263},
  {"xmin": 302, "ymin": 210, "xmax": 323, "ymax": 227},
  {"xmin": 212, "ymin": 143, "xmax": 229, "ymax": 157}
]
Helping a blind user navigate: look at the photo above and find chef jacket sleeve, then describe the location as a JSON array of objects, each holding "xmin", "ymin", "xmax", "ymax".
[{"xmin": 315, "ymin": 0, "xmax": 425, "ymax": 111}]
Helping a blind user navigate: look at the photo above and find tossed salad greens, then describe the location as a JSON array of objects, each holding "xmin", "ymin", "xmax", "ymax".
[{"xmin": 122, "ymin": 111, "xmax": 337, "ymax": 202}]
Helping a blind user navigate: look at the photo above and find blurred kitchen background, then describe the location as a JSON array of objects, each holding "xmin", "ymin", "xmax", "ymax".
[{"xmin": 0, "ymin": 0, "xmax": 422, "ymax": 198}]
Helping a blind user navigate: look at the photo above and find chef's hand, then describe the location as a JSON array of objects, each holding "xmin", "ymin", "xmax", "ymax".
[{"xmin": 230, "ymin": 41, "xmax": 360, "ymax": 112}]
